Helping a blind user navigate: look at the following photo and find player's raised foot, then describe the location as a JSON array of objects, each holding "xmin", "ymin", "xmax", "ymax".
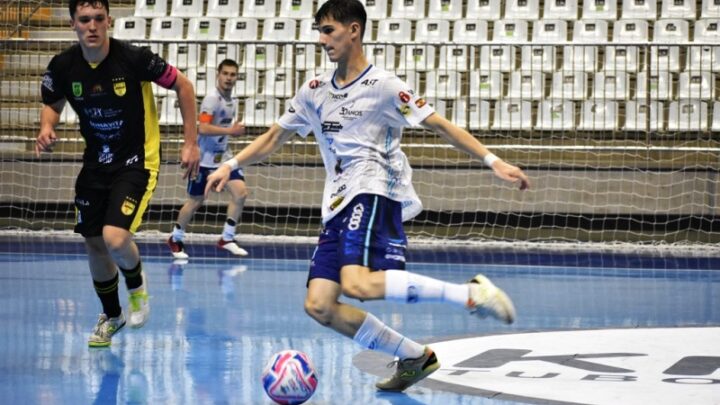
[
  {"xmin": 375, "ymin": 347, "xmax": 440, "ymax": 392},
  {"xmin": 217, "ymin": 238, "xmax": 249, "ymax": 257},
  {"xmin": 167, "ymin": 236, "xmax": 189, "ymax": 260},
  {"xmin": 467, "ymin": 274, "xmax": 516, "ymax": 324},
  {"xmin": 128, "ymin": 272, "xmax": 149, "ymax": 328},
  {"xmin": 88, "ymin": 312, "xmax": 126, "ymax": 348}
]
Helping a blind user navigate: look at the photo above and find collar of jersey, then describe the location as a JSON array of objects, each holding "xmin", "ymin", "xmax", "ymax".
[{"xmin": 331, "ymin": 64, "xmax": 373, "ymax": 90}]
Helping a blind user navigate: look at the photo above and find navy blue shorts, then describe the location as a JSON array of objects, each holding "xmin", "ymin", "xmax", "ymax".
[
  {"xmin": 187, "ymin": 166, "xmax": 244, "ymax": 196},
  {"xmin": 308, "ymin": 194, "xmax": 408, "ymax": 284}
]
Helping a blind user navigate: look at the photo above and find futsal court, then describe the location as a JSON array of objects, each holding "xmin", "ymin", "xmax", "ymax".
[{"xmin": 1, "ymin": 238, "xmax": 717, "ymax": 405}]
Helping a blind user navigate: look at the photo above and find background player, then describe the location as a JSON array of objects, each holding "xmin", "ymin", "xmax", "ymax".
[
  {"xmin": 35, "ymin": 0, "xmax": 200, "ymax": 347},
  {"xmin": 167, "ymin": 59, "xmax": 248, "ymax": 259},
  {"xmin": 206, "ymin": 0, "xmax": 529, "ymax": 392}
]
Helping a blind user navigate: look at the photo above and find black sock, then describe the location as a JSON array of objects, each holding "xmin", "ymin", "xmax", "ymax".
[
  {"xmin": 93, "ymin": 274, "xmax": 121, "ymax": 318},
  {"xmin": 226, "ymin": 218, "xmax": 236, "ymax": 226},
  {"xmin": 119, "ymin": 261, "xmax": 143, "ymax": 291}
]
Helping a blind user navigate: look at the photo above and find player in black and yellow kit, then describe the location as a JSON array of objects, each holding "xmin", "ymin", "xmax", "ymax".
[{"xmin": 35, "ymin": 0, "xmax": 200, "ymax": 347}]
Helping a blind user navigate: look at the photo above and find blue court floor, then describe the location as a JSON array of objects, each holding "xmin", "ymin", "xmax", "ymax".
[{"xmin": 0, "ymin": 241, "xmax": 718, "ymax": 405}]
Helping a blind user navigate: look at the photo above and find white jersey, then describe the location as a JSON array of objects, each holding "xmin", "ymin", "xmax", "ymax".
[
  {"xmin": 198, "ymin": 87, "xmax": 237, "ymax": 168},
  {"xmin": 277, "ymin": 65, "xmax": 435, "ymax": 224}
]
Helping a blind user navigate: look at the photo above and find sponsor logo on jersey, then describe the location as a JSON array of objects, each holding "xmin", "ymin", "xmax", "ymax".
[
  {"xmin": 309, "ymin": 79, "xmax": 323, "ymax": 89},
  {"xmin": 125, "ymin": 154, "xmax": 139, "ymax": 166},
  {"xmin": 98, "ymin": 144, "xmax": 114, "ymax": 164},
  {"xmin": 329, "ymin": 196, "xmax": 344, "ymax": 211},
  {"xmin": 340, "ymin": 105, "xmax": 363, "ymax": 119},
  {"xmin": 398, "ymin": 91, "xmax": 411, "ymax": 103},
  {"xmin": 415, "ymin": 98, "xmax": 427, "ymax": 108},
  {"xmin": 288, "ymin": 105, "xmax": 296, "ymax": 113},
  {"xmin": 321, "ymin": 121, "xmax": 343, "ymax": 133},
  {"xmin": 88, "ymin": 120, "xmax": 124, "ymax": 131},
  {"xmin": 220, "ymin": 118, "xmax": 233, "ymax": 125},
  {"xmin": 42, "ymin": 73, "xmax": 54, "ymax": 91},
  {"xmin": 112, "ymin": 78, "xmax": 126, "ymax": 97},
  {"xmin": 91, "ymin": 84, "xmax": 104, "ymax": 95},
  {"xmin": 72, "ymin": 82, "xmax": 82, "ymax": 97},
  {"xmin": 361, "ymin": 79, "xmax": 378, "ymax": 87},
  {"xmin": 329, "ymin": 92, "xmax": 348, "ymax": 101},
  {"xmin": 398, "ymin": 104, "xmax": 411, "ymax": 116},
  {"xmin": 120, "ymin": 197, "xmax": 137, "ymax": 216}
]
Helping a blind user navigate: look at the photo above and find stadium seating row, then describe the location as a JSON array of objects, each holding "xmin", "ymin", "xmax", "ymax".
[
  {"xmin": 113, "ymin": 17, "xmax": 720, "ymax": 72},
  {"xmin": 142, "ymin": 96, "xmax": 720, "ymax": 131},
  {"xmin": 134, "ymin": 0, "xmax": 720, "ymax": 21}
]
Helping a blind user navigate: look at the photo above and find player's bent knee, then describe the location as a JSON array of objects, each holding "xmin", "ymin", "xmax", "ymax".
[{"xmin": 304, "ymin": 298, "xmax": 333, "ymax": 326}]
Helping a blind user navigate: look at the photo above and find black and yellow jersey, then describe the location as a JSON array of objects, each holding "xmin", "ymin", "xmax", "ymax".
[{"xmin": 41, "ymin": 38, "xmax": 178, "ymax": 172}]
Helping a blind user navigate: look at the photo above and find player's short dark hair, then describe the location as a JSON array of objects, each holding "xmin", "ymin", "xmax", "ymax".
[
  {"xmin": 315, "ymin": 0, "xmax": 367, "ymax": 39},
  {"xmin": 217, "ymin": 59, "xmax": 239, "ymax": 72},
  {"xmin": 69, "ymin": 0, "xmax": 110, "ymax": 18}
]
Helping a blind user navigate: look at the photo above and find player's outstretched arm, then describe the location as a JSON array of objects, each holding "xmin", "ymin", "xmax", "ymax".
[
  {"xmin": 421, "ymin": 113, "xmax": 530, "ymax": 190},
  {"xmin": 35, "ymin": 100, "xmax": 65, "ymax": 157},
  {"xmin": 173, "ymin": 71, "xmax": 200, "ymax": 179},
  {"xmin": 204, "ymin": 124, "xmax": 295, "ymax": 197}
]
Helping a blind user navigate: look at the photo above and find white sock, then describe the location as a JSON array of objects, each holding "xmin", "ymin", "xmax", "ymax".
[
  {"xmin": 221, "ymin": 218, "xmax": 236, "ymax": 242},
  {"xmin": 171, "ymin": 224, "xmax": 185, "ymax": 242},
  {"xmin": 385, "ymin": 270, "xmax": 468, "ymax": 307},
  {"xmin": 353, "ymin": 313, "xmax": 425, "ymax": 360}
]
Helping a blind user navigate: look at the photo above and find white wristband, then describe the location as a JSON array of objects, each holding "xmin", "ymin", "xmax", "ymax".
[
  {"xmin": 483, "ymin": 153, "xmax": 500, "ymax": 168},
  {"xmin": 223, "ymin": 157, "xmax": 239, "ymax": 171}
]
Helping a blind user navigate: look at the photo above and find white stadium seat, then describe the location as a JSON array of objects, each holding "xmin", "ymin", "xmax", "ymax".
[
  {"xmin": 391, "ymin": 0, "xmax": 426, "ymax": 19},
  {"xmin": 453, "ymin": 98, "xmax": 491, "ymax": 130},
  {"xmin": 449, "ymin": 20, "xmax": 488, "ymax": 70},
  {"xmin": 492, "ymin": 100, "xmax": 533, "ymax": 130},
  {"xmin": 135, "ymin": 0, "xmax": 166, "ymax": 18},
  {"xmin": 508, "ymin": 71, "xmax": 545, "ymax": 100},
  {"xmin": 295, "ymin": 19, "xmax": 319, "ymax": 70},
  {"xmin": 113, "ymin": 17, "xmax": 147, "ymax": 41},
  {"xmin": 582, "ymin": 0, "xmax": 617, "ymax": 20},
  {"xmin": 522, "ymin": 20, "xmax": 566, "ymax": 72},
  {"xmin": 279, "ymin": 0, "xmax": 314, "ymax": 19},
  {"xmin": 466, "ymin": 0, "xmax": 502, "ymax": 20},
  {"xmin": 688, "ymin": 19, "xmax": 720, "ymax": 73},
  {"xmin": 469, "ymin": 70, "xmax": 503, "ymax": 99},
  {"xmin": 563, "ymin": 20, "xmax": 608, "ymax": 72},
  {"xmin": 651, "ymin": 19, "xmax": 689, "ymax": 72},
  {"xmin": 170, "ymin": 0, "xmax": 203, "ymax": 17},
  {"xmin": 549, "ymin": 71, "xmax": 589, "ymax": 100},
  {"xmin": 234, "ymin": 69, "xmax": 259, "ymax": 97},
  {"xmin": 677, "ymin": 72, "xmax": 715, "ymax": 100},
  {"xmin": 186, "ymin": 17, "xmax": 221, "ymax": 69},
  {"xmin": 636, "ymin": 71, "xmax": 674, "ymax": 100},
  {"xmin": 605, "ymin": 19, "xmax": 649, "ymax": 73},
  {"xmin": 159, "ymin": 94, "xmax": 182, "ymax": 125},
  {"xmin": 535, "ymin": 100, "xmax": 575, "ymax": 130},
  {"xmin": 668, "ymin": 100, "xmax": 709, "ymax": 131},
  {"xmin": 702, "ymin": 0, "xmax": 720, "ymax": 17},
  {"xmin": 577, "ymin": 100, "xmax": 619, "ymax": 131},
  {"xmin": 206, "ymin": 0, "xmax": 239, "ymax": 17},
  {"xmin": 376, "ymin": 19, "xmax": 412, "ymax": 42},
  {"xmin": 221, "ymin": 18, "xmax": 259, "ymax": 68},
  {"xmin": 149, "ymin": 17, "xmax": 183, "ymax": 67},
  {"xmin": 425, "ymin": 70, "xmax": 462, "ymax": 99},
  {"xmin": 243, "ymin": 97, "xmax": 281, "ymax": 127},
  {"xmin": 262, "ymin": 68, "xmax": 294, "ymax": 97},
  {"xmin": 428, "ymin": 0, "xmax": 463, "ymax": 20},
  {"xmin": 592, "ymin": 71, "xmax": 631, "ymax": 100},
  {"xmin": 712, "ymin": 101, "xmax": 720, "ymax": 131},
  {"xmin": 504, "ymin": 0, "xmax": 540, "ymax": 20},
  {"xmin": 361, "ymin": 0, "xmax": 389, "ymax": 19},
  {"xmin": 243, "ymin": 0, "xmax": 277, "ymax": 18},
  {"xmin": 544, "ymin": 0, "xmax": 579, "ymax": 20},
  {"xmin": 624, "ymin": 100, "xmax": 663, "ymax": 131},
  {"xmin": 395, "ymin": 70, "xmax": 421, "ymax": 92},
  {"xmin": 621, "ymin": 0, "xmax": 657, "ymax": 20},
  {"xmin": 660, "ymin": 0, "xmax": 695, "ymax": 19}
]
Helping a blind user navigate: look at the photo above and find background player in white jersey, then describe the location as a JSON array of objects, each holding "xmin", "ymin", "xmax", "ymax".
[
  {"xmin": 206, "ymin": 0, "xmax": 530, "ymax": 392},
  {"xmin": 168, "ymin": 59, "xmax": 249, "ymax": 259}
]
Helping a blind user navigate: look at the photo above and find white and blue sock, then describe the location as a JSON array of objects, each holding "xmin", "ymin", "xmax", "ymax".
[
  {"xmin": 384, "ymin": 270, "xmax": 468, "ymax": 307},
  {"xmin": 353, "ymin": 313, "xmax": 425, "ymax": 360}
]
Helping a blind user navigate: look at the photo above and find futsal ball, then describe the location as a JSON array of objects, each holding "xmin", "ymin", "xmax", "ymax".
[{"xmin": 261, "ymin": 349, "xmax": 318, "ymax": 405}]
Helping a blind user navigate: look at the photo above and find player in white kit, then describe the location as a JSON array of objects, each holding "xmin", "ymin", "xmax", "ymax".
[
  {"xmin": 206, "ymin": 0, "xmax": 530, "ymax": 391},
  {"xmin": 168, "ymin": 59, "xmax": 249, "ymax": 259}
]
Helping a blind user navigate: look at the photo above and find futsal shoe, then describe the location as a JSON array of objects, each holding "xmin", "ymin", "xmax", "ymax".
[
  {"xmin": 217, "ymin": 238, "xmax": 249, "ymax": 256},
  {"xmin": 376, "ymin": 346, "xmax": 440, "ymax": 392},
  {"xmin": 467, "ymin": 274, "xmax": 516, "ymax": 324},
  {"xmin": 128, "ymin": 272, "xmax": 150, "ymax": 328},
  {"xmin": 167, "ymin": 236, "xmax": 189, "ymax": 260},
  {"xmin": 88, "ymin": 312, "xmax": 126, "ymax": 348}
]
